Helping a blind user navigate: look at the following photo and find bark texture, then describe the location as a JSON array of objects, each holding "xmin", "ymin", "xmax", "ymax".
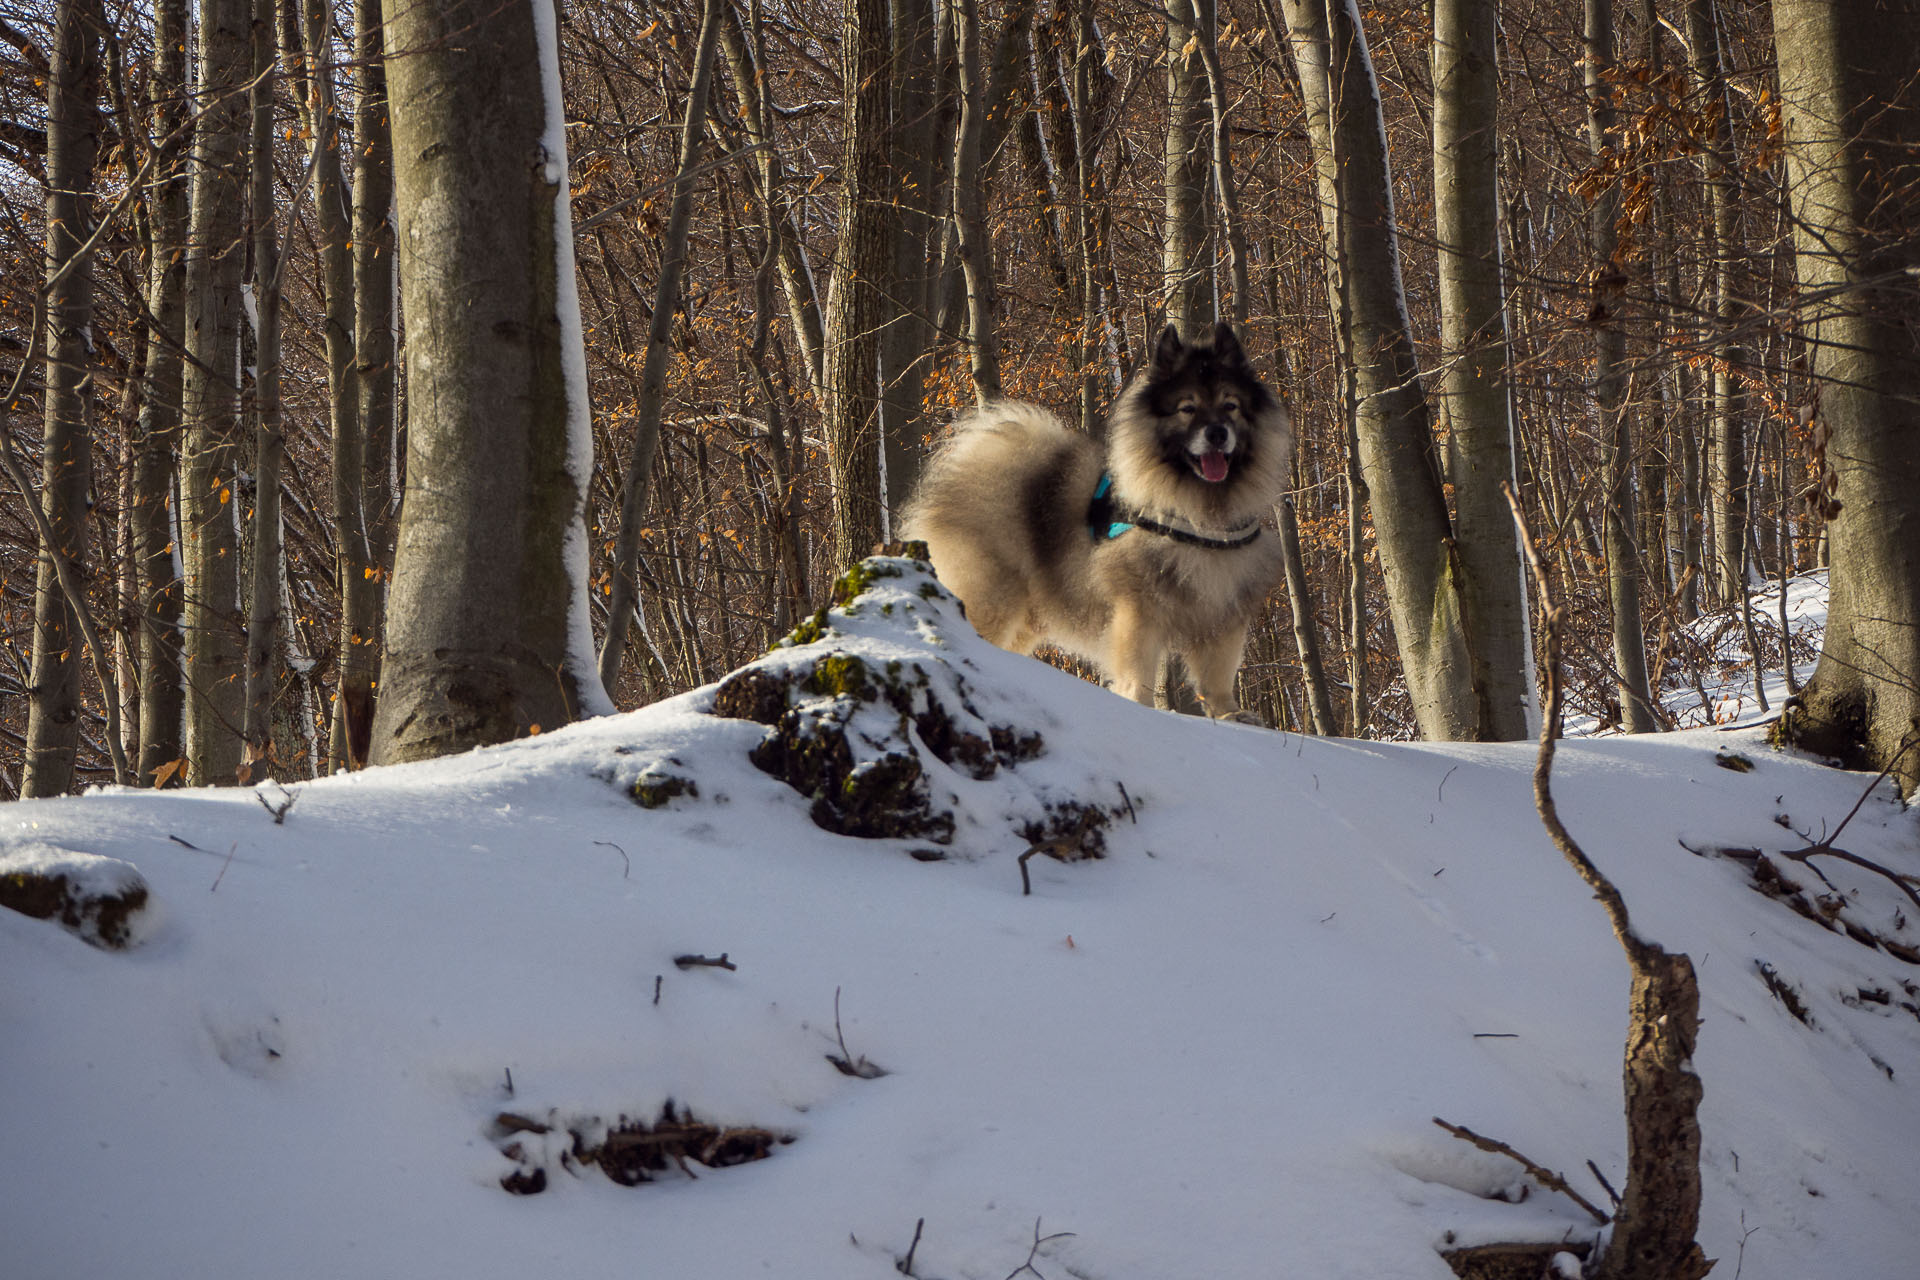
[
  {"xmin": 22, "ymin": 0, "xmax": 101, "ymax": 796},
  {"xmin": 134, "ymin": 0, "xmax": 188, "ymax": 786},
  {"xmin": 180, "ymin": 0, "xmax": 251, "ymax": 785},
  {"xmin": 1773, "ymin": 0, "xmax": 1920, "ymax": 795},
  {"xmin": 370, "ymin": 0, "xmax": 602, "ymax": 763},
  {"xmin": 822, "ymin": 0, "xmax": 894, "ymax": 566},
  {"xmin": 1432, "ymin": 0, "xmax": 1532, "ymax": 740}
]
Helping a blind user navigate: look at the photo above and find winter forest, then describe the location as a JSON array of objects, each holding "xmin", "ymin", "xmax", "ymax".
[{"xmin": 1, "ymin": 0, "xmax": 1918, "ymax": 797}]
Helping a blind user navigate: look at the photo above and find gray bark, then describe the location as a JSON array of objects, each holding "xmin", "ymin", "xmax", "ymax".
[
  {"xmin": 597, "ymin": 0, "xmax": 724, "ymax": 696},
  {"xmin": 368, "ymin": 0, "xmax": 603, "ymax": 763},
  {"xmin": 718, "ymin": 0, "xmax": 824, "ymax": 399},
  {"xmin": 1685, "ymin": 0, "xmax": 1749, "ymax": 607},
  {"xmin": 242, "ymin": 0, "xmax": 285, "ymax": 782},
  {"xmin": 1585, "ymin": 0, "xmax": 1656, "ymax": 732},
  {"xmin": 823, "ymin": 0, "xmax": 893, "ymax": 566},
  {"xmin": 1432, "ymin": 0, "xmax": 1532, "ymax": 740},
  {"xmin": 952, "ymin": 0, "xmax": 1000, "ymax": 403},
  {"xmin": 341, "ymin": 0, "xmax": 396, "ymax": 769},
  {"xmin": 22, "ymin": 0, "xmax": 102, "ymax": 796},
  {"xmin": 1162, "ymin": 0, "xmax": 1213, "ymax": 335},
  {"xmin": 180, "ymin": 0, "xmax": 251, "ymax": 785},
  {"xmin": 134, "ymin": 0, "xmax": 188, "ymax": 786},
  {"xmin": 1773, "ymin": 0, "xmax": 1920, "ymax": 796},
  {"xmin": 1284, "ymin": 0, "xmax": 1480, "ymax": 740}
]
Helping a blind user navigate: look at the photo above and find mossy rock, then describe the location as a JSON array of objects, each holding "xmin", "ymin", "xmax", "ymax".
[
  {"xmin": 0, "ymin": 846, "xmax": 153, "ymax": 950},
  {"xmin": 632, "ymin": 770, "xmax": 699, "ymax": 810}
]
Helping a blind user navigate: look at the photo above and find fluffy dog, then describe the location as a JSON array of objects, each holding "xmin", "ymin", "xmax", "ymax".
[{"xmin": 901, "ymin": 323, "xmax": 1292, "ymax": 718}]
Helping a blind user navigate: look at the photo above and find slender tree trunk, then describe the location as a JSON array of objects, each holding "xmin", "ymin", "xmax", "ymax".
[
  {"xmin": 180, "ymin": 0, "xmax": 252, "ymax": 785},
  {"xmin": 718, "ymin": 0, "xmax": 824, "ymax": 401},
  {"xmin": 1432, "ymin": 0, "xmax": 1532, "ymax": 740},
  {"xmin": 22, "ymin": 0, "xmax": 102, "ymax": 796},
  {"xmin": 1163, "ymin": 0, "xmax": 1213, "ymax": 335},
  {"xmin": 1282, "ymin": 0, "xmax": 1479, "ymax": 740},
  {"xmin": 134, "ymin": 0, "xmax": 188, "ymax": 787},
  {"xmin": 1685, "ymin": 0, "xmax": 1748, "ymax": 608},
  {"xmin": 1585, "ymin": 0, "xmax": 1656, "ymax": 732},
  {"xmin": 1281, "ymin": 495, "xmax": 1339, "ymax": 735},
  {"xmin": 597, "ymin": 0, "xmax": 724, "ymax": 695},
  {"xmin": 242, "ymin": 0, "xmax": 285, "ymax": 782},
  {"xmin": 953, "ymin": 0, "xmax": 1000, "ymax": 403},
  {"xmin": 823, "ymin": 0, "xmax": 893, "ymax": 566},
  {"xmin": 1773, "ymin": 0, "xmax": 1920, "ymax": 795},
  {"xmin": 369, "ymin": 0, "xmax": 609, "ymax": 764},
  {"xmin": 331, "ymin": 0, "xmax": 396, "ymax": 769},
  {"xmin": 878, "ymin": 0, "xmax": 949, "ymax": 516}
]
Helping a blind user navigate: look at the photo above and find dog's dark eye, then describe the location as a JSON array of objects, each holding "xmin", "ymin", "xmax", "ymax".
[
  {"xmin": 1222, "ymin": 398, "xmax": 1242, "ymax": 416},
  {"xmin": 1178, "ymin": 402, "xmax": 1198, "ymax": 416}
]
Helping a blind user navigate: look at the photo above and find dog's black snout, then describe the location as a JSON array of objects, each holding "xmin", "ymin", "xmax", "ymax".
[{"xmin": 1204, "ymin": 422, "xmax": 1231, "ymax": 450}]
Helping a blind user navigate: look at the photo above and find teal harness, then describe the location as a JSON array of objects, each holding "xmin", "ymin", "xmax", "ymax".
[
  {"xmin": 1085, "ymin": 471, "xmax": 1261, "ymax": 550},
  {"xmin": 1087, "ymin": 472, "xmax": 1135, "ymax": 541}
]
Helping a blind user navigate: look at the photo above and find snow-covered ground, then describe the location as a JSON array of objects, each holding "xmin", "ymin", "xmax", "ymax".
[{"xmin": 4, "ymin": 559, "xmax": 1916, "ymax": 1279}]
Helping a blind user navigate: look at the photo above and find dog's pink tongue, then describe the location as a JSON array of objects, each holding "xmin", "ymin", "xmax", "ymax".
[{"xmin": 1200, "ymin": 450, "xmax": 1230, "ymax": 483}]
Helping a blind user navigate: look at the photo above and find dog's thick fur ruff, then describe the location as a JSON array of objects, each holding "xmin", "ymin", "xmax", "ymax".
[{"xmin": 901, "ymin": 324, "xmax": 1292, "ymax": 715}]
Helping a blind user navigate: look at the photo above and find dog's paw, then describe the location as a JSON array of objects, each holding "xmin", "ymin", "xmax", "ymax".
[{"xmin": 1209, "ymin": 708, "xmax": 1269, "ymax": 728}]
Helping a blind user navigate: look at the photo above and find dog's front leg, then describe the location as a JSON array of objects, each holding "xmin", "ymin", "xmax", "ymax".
[
  {"xmin": 1185, "ymin": 623, "xmax": 1254, "ymax": 720},
  {"xmin": 1105, "ymin": 603, "xmax": 1165, "ymax": 706}
]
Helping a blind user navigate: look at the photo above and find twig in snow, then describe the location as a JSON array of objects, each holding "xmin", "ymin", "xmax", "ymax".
[
  {"xmin": 1003, "ymin": 1217, "xmax": 1075, "ymax": 1280},
  {"xmin": 593, "ymin": 839, "xmax": 632, "ymax": 879},
  {"xmin": 1116, "ymin": 781, "xmax": 1137, "ymax": 823},
  {"xmin": 674, "ymin": 953, "xmax": 737, "ymax": 970},
  {"xmin": 827, "ymin": 986, "xmax": 887, "ymax": 1078},
  {"xmin": 1437, "ymin": 765, "xmax": 1459, "ymax": 803},
  {"xmin": 1432, "ymin": 1117, "xmax": 1610, "ymax": 1225},
  {"xmin": 1587, "ymin": 1160, "xmax": 1622, "ymax": 1209},
  {"xmin": 254, "ymin": 785, "xmax": 297, "ymax": 824},
  {"xmin": 653, "ymin": 975, "xmax": 663, "ymax": 1005},
  {"xmin": 210, "ymin": 842, "xmax": 239, "ymax": 892},
  {"xmin": 897, "ymin": 1217, "xmax": 924, "ymax": 1276}
]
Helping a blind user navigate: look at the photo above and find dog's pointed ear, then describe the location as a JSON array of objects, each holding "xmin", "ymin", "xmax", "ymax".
[
  {"xmin": 1152, "ymin": 324, "xmax": 1185, "ymax": 371},
  {"xmin": 1211, "ymin": 322, "xmax": 1249, "ymax": 368}
]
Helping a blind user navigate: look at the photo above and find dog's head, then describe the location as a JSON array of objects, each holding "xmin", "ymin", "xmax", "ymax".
[{"xmin": 1108, "ymin": 323, "xmax": 1292, "ymax": 526}]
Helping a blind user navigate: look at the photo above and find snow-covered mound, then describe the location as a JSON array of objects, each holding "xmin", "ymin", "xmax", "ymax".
[{"xmin": 3, "ymin": 556, "xmax": 1917, "ymax": 1279}]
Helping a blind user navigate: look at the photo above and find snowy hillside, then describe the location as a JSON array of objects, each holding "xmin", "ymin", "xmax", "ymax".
[{"xmin": 3, "ymin": 557, "xmax": 1917, "ymax": 1280}]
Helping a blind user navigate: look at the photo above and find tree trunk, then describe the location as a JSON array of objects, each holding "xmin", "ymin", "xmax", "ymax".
[
  {"xmin": 134, "ymin": 0, "xmax": 188, "ymax": 787},
  {"xmin": 1773, "ymin": 0, "xmax": 1920, "ymax": 795},
  {"xmin": 953, "ymin": 0, "xmax": 1000, "ymax": 403},
  {"xmin": 1162, "ymin": 0, "xmax": 1213, "ymax": 336},
  {"xmin": 1685, "ymin": 0, "xmax": 1748, "ymax": 608},
  {"xmin": 1432, "ymin": 0, "xmax": 1532, "ymax": 740},
  {"xmin": 1585, "ymin": 0, "xmax": 1656, "ymax": 733},
  {"xmin": 597, "ymin": 0, "xmax": 724, "ymax": 696},
  {"xmin": 180, "ymin": 0, "xmax": 251, "ymax": 785},
  {"xmin": 822, "ymin": 0, "xmax": 893, "ymax": 567},
  {"xmin": 241, "ymin": 0, "xmax": 285, "ymax": 783},
  {"xmin": 718, "ymin": 0, "xmax": 825, "ymax": 401},
  {"xmin": 369, "ymin": 0, "xmax": 609, "ymax": 764},
  {"xmin": 1282, "ymin": 0, "xmax": 1479, "ymax": 741},
  {"xmin": 22, "ymin": 0, "xmax": 102, "ymax": 797},
  {"xmin": 337, "ymin": 0, "xmax": 397, "ymax": 770},
  {"xmin": 878, "ymin": 0, "xmax": 950, "ymax": 516}
]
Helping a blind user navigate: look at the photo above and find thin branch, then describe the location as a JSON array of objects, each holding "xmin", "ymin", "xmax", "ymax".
[{"xmin": 1433, "ymin": 1116, "xmax": 1611, "ymax": 1226}]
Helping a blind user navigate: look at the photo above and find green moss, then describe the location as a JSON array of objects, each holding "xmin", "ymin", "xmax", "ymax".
[
  {"xmin": 830, "ymin": 558, "xmax": 904, "ymax": 608},
  {"xmin": 777, "ymin": 607, "xmax": 832, "ymax": 650},
  {"xmin": 918, "ymin": 582, "xmax": 941, "ymax": 600},
  {"xmin": 806, "ymin": 652, "xmax": 874, "ymax": 701}
]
